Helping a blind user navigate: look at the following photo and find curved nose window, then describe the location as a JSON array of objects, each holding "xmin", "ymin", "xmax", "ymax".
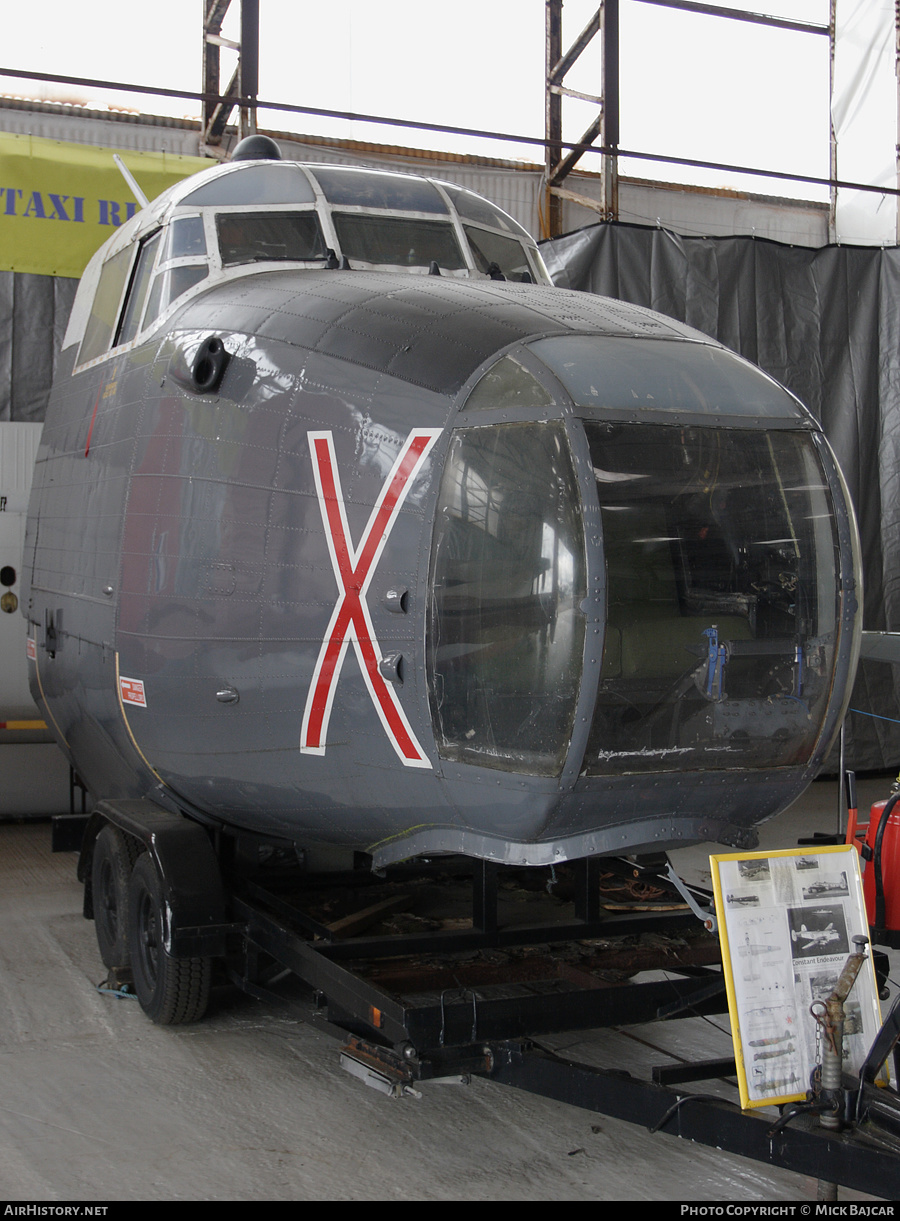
[
  {"xmin": 428, "ymin": 423, "xmax": 586, "ymax": 775},
  {"xmin": 583, "ymin": 423, "xmax": 840, "ymax": 774},
  {"xmin": 530, "ymin": 336, "xmax": 808, "ymax": 420}
]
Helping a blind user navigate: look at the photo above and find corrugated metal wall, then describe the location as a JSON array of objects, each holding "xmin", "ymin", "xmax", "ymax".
[{"xmin": 0, "ymin": 100, "xmax": 829, "ymax": 246}]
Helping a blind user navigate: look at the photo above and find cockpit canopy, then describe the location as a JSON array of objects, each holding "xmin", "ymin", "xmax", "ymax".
[{"xmin": 65, "ymin": 159, "xmax": 551, "ymax": 369}]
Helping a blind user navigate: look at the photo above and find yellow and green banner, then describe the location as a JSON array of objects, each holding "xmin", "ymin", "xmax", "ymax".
[{"xmin": 0, "ymin": 132, "xmax": 212, "ymax": 278}]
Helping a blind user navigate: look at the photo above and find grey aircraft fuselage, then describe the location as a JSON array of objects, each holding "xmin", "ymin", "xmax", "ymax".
[{"xmin": 22, "ymin": 152, "xmax": 862, "ymax": 869}]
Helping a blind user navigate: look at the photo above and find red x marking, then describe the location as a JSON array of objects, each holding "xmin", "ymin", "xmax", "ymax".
[{"xmin": 301, "ymin": 428, "xmax": 441, "ymax": 768}]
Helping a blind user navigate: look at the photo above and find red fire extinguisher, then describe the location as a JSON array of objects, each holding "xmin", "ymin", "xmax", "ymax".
[{"xmin": 847, "ymin": 771, "xmax": 900, "ymax": 944}]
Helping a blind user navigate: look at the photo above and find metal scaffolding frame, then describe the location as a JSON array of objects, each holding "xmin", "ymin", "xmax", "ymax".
[
  {"xmin": 0, "ymin": 1, "xmax": 896, "ymax": 239},
  {"xmin": 542, "ymin": 0, "xmax": 833, "ymax": 238},
  {"xmin": 201, "ymin": 0, "xmax": 259, "ymax": 156}
]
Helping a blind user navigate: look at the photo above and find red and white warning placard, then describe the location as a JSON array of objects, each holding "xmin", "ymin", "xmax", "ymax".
[{"xmin": 119, "ymin": 676, "xmax": 147, "ymax": 708}]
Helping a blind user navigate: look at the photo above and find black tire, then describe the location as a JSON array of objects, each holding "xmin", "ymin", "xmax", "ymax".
[
  {"xmin": 91, "ymin": 823, "xmax": 139, "ymax": 970},
  {"xmin": 127, "ymin": 852, "xmax": 211, "ymax": 1025}
]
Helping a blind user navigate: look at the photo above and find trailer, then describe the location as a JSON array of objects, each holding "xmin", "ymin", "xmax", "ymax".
[{"xmin": 54, "ymin": 797, "xmax": 900, "ymax": 1201}]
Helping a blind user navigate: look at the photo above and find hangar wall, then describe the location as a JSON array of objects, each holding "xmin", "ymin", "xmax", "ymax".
[{"xmin": 542, "ymin": 221, "xmax": 900, "ymax": 772}]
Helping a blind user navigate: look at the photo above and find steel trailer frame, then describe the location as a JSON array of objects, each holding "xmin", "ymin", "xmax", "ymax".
[
  {"xmin": 64, "ymin": 803, "xmax": 900, "ymax": 1199},
  {"xmin": 231, "ymin": 865, "xmax": 900, "ymax": 1199}
]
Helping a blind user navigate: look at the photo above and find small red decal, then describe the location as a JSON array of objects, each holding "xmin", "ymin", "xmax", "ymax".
[{"xmin": 119, "ymin": 677, "xmax": 147, "ymax": 708}]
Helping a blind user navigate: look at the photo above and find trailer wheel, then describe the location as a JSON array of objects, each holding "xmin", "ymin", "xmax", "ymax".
[
  {"xmin": 92, "ymin": 823, "xmax": 139, "ymax": 970},
  {"xmin": 127, "ymin": 853, "xmax": 211, "ymax": 1025}
]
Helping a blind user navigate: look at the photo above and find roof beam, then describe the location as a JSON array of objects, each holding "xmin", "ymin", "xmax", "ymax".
[{"xmin": 630, "ymin": 0, "xmax": 830, "ymax": 37}]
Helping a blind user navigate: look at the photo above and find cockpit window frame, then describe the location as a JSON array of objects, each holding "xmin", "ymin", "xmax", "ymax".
[
  {"xmin": 73, "ymin": 210, "xmax": 218, "ymax": 374},
  {"xmin": 206, "ymin": 202, "xmax": 330, "ymax": 269},
  {"xmin": 330, "ymin": 210, "xmax": 469, "ymax": 274},
  {"xmin": 463, "ymin": 223, "xmax": 539, "ymax": 283},
  {"xmin": 76, "ymin": 242, "xmax": 139, "ymax": 369},
  {"xmin": 114, "ymin": 228, "xmax": 163, "ymax": 349},
  {"xmin": 135, "ymin": 210, "xmax": 215, "ymax": 340},
  {"xmin": 309, "ymin": 165, "xmax": 450, "ymax": 213},
  {"xmin": 69, "ymin": 162, "xmax": 553, "ymax": 373},
  {"xmin": 214, "ymin": 208, "xmax": 330, "ymax": 268}
]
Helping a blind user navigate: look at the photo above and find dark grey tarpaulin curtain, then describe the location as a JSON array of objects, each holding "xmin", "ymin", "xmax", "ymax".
[
  {"xmin": 542, "ymin": 223, "xmax": 900, "ymax": 774},
  {"xmin": 0, "ymin": 271, "xmax": 77, "ymax": 422}
]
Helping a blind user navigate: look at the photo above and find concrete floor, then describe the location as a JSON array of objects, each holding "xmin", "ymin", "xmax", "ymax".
[{"xmin": 1, "ymin": 775, "xmax": 898, "ymax": 1202}]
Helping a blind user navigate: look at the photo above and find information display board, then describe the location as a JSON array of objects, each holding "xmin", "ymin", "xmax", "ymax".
[{"xmin": 710, "ymin": 844, "xmax": 883, "ymax": 1109}]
